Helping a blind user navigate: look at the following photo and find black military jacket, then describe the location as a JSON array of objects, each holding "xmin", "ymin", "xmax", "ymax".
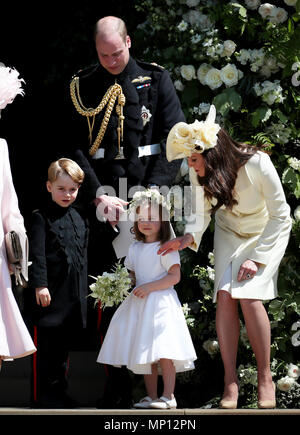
[
  {"xmin": 68, "ymin": 56, "xmax": 185, "ymax": 202},
  {"xmin": 27, "ymin": 200, "xmax": 89, "ymax": 328}
]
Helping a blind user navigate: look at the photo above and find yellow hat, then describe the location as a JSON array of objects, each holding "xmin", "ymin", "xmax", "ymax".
[{"xmin": 166, "ymin": 105, "xmax": 221, "ymax": 161}]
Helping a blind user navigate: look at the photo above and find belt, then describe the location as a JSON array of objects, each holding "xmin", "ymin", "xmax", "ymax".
[{"xmin": 92, "ymin": 144, "xmax": 161, "ymax": 160}]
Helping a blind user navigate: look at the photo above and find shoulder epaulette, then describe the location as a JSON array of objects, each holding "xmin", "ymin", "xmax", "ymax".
[
  {"xmin": 71, "ymin": 63, "xmax": 99, "ymax": 81},
  {"xmin": 136, "ymin": 59, "xmax": 165, "ymax": 71}
]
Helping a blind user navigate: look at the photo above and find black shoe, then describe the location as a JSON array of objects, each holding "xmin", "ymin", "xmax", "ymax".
[
  {"xmin": 32, "ymin": 392, "xmax": 79, "ymax": 409},
  {"xmin": 96, "ymin": 396, "xmax": 133, "ymax": 409}
]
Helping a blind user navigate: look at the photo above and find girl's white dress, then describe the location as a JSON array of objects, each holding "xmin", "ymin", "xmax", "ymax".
[
  {"xmin": 0, "ymin": 139, "xmax": 36, "ymax": 360},
  {"xmin": 97, "ymin": 241, "xmax": 197, "ymax": 374}
]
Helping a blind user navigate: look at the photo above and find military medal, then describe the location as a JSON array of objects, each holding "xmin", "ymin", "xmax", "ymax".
[{"xmin": 141, "ymin": 105, "xmax": 152, "ymax": 127}]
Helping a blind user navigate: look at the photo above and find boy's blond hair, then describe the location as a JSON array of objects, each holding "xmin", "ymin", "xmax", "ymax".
[{"xmin": 48, "ymin": 158, "xmax": 84, "ymax": 184}]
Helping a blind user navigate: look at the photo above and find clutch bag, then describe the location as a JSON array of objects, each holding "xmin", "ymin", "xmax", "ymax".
[
  {"xmin": 5, "ymin": 231, "xmax": 23, "ymax": 263},
  {"xmin": 5, "ymin": 231, "xmax": 28, "ymax": 287}
]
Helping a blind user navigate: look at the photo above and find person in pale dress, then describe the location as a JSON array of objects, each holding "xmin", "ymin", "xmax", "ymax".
[
  {"xmin": 158, "ymin": 106, "xmax": 292, "ymax": 409},
  {"xmin": 97, "ymin": 191, "xmax": 197, "ymax": 409},
  {"xmin": 0, "ymin": 63, "xmax": 36, "ymax": 369}
]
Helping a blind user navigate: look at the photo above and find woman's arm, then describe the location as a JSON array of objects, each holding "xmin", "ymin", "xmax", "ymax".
[{"xmin": 132, "ymin": 264, "xmax": 180, "ymax": 298}]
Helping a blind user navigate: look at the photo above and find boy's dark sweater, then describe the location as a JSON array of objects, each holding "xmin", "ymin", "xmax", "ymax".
[{"xmin": 27, "ymin": 199, "xmax": 89, "ymax": 328}]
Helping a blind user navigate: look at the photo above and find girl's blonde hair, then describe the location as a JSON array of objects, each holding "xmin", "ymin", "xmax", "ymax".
[{"xmin": 48, "ymin": 158, "xmax": 84, "ymax": 184}]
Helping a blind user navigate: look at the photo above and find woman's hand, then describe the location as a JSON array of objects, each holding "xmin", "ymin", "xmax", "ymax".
[
  {"xmin": 237, "ymin": 259, "xmax": 260, "ymax": 282},
  {"xmin": 35, "ymin": 287, "xmax": 51, "ymax": 307},
  {"xmin": 157, "ymin": 233, "xmax": 194, "ymax": 256}
]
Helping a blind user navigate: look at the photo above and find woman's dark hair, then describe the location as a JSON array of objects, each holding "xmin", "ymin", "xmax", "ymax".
[
  {"xmin": 133, "ymin": 202, "xmax": 171, "ymax": 245},
  {"xmin": 200, "ymin": 128, "xmax": 263, "ymax": 213}
]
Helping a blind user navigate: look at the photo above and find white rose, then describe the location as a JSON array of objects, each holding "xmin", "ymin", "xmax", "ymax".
[
  {"xmin": 222, "ymin": 40, "xmax": 237, "ymax": 57},
  {"xmin": 220, "ymin": 64, "xmax": 239, "ymax": 87},
  {"xmin": 205, "ymin": 68, "xmax": 223, "ymax": 90},
  {"xmin": 197, "ymin": 63, "xmax": 212, "ymax": 85},
  {"xmin": 245, "ymin": 0, "xmax": 261, "ymax": 9},
  {"xmin": 294, "ymin": 206, "xmax": 300, "ymax": 221},
  {"xmin": 283, "ymin": 0, "xmax": 297, "ymax": 6},
  {"xmin": 270, "ymin": 7, "xmax": 288, "ymax": 24},
  {"xmin": 258, "ymin": 3, "xmax": 276, "ymax": 19},
  {"xmin": 287, "ymin": 363, "xmax": 300, "ymax": 379},
  {"xmin": 180, "ymin": 64, "xmax": 196, "ymax": 81},
  {"xmin": 277, "ymin": 376, "xmax": 295, "ymax": 391}
]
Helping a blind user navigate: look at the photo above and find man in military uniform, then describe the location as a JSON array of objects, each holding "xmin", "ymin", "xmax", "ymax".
[{"xmin": 68, "ymin": 16, "xmax": 185, "ymax": 408}]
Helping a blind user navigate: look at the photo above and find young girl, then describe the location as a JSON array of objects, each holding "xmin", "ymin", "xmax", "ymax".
[{"xmin": 97, "ymin": 191, "xmax": 197, "ymax": 409}]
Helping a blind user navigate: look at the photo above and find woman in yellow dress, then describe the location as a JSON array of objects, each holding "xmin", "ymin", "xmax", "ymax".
[{"xmin": 158, "ymin": 106, "xmax": 292, "ymax": 409}]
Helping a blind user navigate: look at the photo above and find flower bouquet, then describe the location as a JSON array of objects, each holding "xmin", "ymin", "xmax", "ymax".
[{"xmin": 89, "ymin": 261, "xmax": 132, "ymax": 309}]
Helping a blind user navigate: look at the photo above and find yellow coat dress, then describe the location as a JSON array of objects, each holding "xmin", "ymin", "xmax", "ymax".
[{"xmin": 185, "ymin": 151, "xmax": 292, "ymax": 302}]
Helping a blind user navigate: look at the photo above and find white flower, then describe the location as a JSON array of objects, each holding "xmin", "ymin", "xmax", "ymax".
[
  {"xmin": 0, "ymin": 65, "xmax": 25, "ymax": 110},
  {"xmin": 294, "ymin": 206, "xmax": 300, "ymax": 221},
  {"xmin": 174, "ymin": 79, "xmax": 185, "ymax": 91},
  {"xmin": 208, "ymin": 251, "xmax": 215, "ymax": 266},
  {"xmin": 245, "ymin": 0, "xmax": 261, "ymax": 9},
  {"xmin": 180, "ymin": 64, "xmax": 196, "ymax": 81},
  {"xmin": 205, "ymin": 68, "xmax": 223, "ymax": 90},
  {"xmin": 238, "ymin": 364, "xmax": 258, "ymax": 386},
  {"xmin": 198, "ymin": 102, "xmax": 211, "ymax": 115},
  {"xmin": 177, "ymin": 20, "xmax": 188, "ymax": 32},
  {"xmin": 255, "ymin": 80, "xmax": 285, "ymax": 105},
  {"xmin": 236, "ymin": 48, "xmax": 251, "ymax": 65},
  {"xmin": 203, "ymin": 339, "xmax": 219, "ymax": 356},
  {"xmin": 197, "ymin": 63, "xmax": 212, "ymax": 85},
  {"xmin": 182, "ymin": 302, "xmax": 191, "ymax": 317},
  {"xmin": 207, "ymin": 266, "xmax": 215, "ymax": 281},
  {"xmin": 287, "ymin": 363, "xmax": 300, "ymax": 379},
  {"xmin": 222, "ymin": 40, "xmax": 237, "ymax": 57},
  {"xmin": 220, "ymin": 64, "xmax": 239, "ymax": 87},
  {"xmin": 191, "ymin": 34, "xmax": 202, "ymax": 44},
  {"xmin": 292, "ymin": 62, "xmax": 300, "ymax": 71},
  {"xmin": 277, "ymin": 376, "xmax": 295, "ymax": 391},
  {"xmin": 89, "ymin": 261, "xmax": 132, "ymax": 309},
  {"xmin": 258, "ymin": 3, "xmax": 276, "ymax": 19},
  {"xmin": 288, "ymin": 157, "xmax": 300, "ymax": 171},
  {"xmin": 292, "ymin": 71, "xmax": 300, "ymax": 87},
  {"xmin": 128, "ymin": 188, "xmax": 171, "ymax": 217},
  {"xmin": 284, "ymin": 0, "xmax": 297, "ymax": 5},
  {"xmin": 270, "ymin": 7, "xmax": 288, "ymax": 24}
]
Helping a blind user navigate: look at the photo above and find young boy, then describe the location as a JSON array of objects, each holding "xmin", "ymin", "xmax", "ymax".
[{"xmin": 27, "ymin": 158, "xmax": 88, "ymax": 408}]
